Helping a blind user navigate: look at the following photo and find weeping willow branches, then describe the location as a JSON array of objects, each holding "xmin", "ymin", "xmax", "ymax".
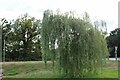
[{"xmin": 41, "ymin": 10, "xmax": 108, "ymax": 77}]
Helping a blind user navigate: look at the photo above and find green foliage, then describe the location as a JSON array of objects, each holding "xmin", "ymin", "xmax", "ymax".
[
  {"xmin": 106, "ymin": 28, "xmax": 120, "ymax": 57},
  {"xmin": 1, "ymin": 10, "xmax": 109, "ymax": 78},
  {"xmin": 41, "ymin": 10, "xmax": 108, "ymax": 78},
  {"xmin": 1, "ymin": 14, "xmax": 42, "ymax": 61}
]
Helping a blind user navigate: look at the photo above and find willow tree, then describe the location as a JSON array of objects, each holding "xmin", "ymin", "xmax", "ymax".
[
  {"xmin": 41, "ymin": 10, "xmax": 51, "ymax": 68},
  {"xmin": 41, "ymin": 10, "xmax": 108, "ymax": 77}
]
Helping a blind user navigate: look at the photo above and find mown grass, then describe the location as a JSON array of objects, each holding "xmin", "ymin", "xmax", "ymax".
[
  {"xmin": 3, "ymin": 61, "xmax": 53, "ymax": 77},
  {"xmin": 2, "ymin": 60, "xmax": 118, "ymax": 78},
  {"xmin": 95, "ymin": 69, "xmax": 118, "ymax": 78},
  {"xmin": 15, "ymin": 73, "xmax": 62, "ymax": 78}
]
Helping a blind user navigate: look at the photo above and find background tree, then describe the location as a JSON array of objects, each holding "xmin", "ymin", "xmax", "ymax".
[
  {"xmin": 106, "ymin": 28, "xmax": 120, "ymax": 58},
  {"xmin": 0, "ymin": 18, "xmax": 11, "ymax": 61},
  {"xmin": 0, "ymin": 14, "xmax": 42, "ymax": 61}
]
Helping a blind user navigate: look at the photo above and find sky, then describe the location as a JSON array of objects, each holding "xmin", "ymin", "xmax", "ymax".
[{"xmin": 0, "ymin": 0, "xmax": 119, "ymax": 33}]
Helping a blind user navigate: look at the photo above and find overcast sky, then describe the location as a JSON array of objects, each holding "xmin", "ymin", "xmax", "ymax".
[{"xmin": 0, "ymin": 0, "xmax": 119, "ymax": 33}]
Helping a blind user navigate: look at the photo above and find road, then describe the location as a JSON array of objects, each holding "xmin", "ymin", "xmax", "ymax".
[{"xmin": 108, "ymin": 58, "xmax": 120, "ymax": 60}]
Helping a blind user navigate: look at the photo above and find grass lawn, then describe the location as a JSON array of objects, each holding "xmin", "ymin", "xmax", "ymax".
[{"xmin": 2, "ymin": 60, "xmax": 118, "ymax": 78}]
